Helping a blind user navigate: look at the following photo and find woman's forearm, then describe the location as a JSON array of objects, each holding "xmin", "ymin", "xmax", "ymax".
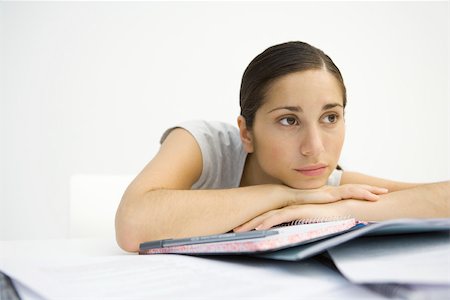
[
  {"xmin": 230, "ymin": 181, "xmax": 450, "ymax": 232},
  {"xmin": 115, "ymin": 183, "xmax": 389, "ymax": 251},
  {"xmin": 345, "ymin": 181, "xmax": 450, "ymax": 221},
  {"xmin": 115, "ymin": 185, "xmax": 288, "ymax": 252}
]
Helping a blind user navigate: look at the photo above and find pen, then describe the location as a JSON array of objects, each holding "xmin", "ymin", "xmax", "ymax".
[{"xmin": 139, "ymin": 230, "xmax": 279, "ymax": 250}]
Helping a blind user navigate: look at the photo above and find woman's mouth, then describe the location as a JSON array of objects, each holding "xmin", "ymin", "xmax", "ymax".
[{"xmin": 294, "ymin": 164, "xmax": 328, "ymax": 176}]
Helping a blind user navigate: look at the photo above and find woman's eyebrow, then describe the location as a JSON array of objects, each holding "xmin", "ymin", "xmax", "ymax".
[
  {"xmin": 267, "ymin": 103, "xmax": 343, "ymax": 114},
  {"xmin": 323, "ymin": 103, "xmax": 343, "ymax": 110},
  {"xmin": 267, "ymin": 106, "xmax": 302, "ymax": 113}
]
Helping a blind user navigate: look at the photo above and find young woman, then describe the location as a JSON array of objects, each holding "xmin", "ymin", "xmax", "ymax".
[{"xmin": 115, "ymin": 41, "xmax": 449, "ymax": 252}]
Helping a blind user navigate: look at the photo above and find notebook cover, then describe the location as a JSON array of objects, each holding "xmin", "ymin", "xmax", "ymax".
[{"xmin": 139, "ymin": 218, "xmax": 357, "ymax": 255}]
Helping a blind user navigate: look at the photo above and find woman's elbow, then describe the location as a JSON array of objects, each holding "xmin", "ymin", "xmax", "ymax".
[
  {"xmin": 115, "ymin": 210, "xmax": 141, "ymax": 252},
  {"xmin": 114, "ymin": 189, "xmax": 168, "ymax": 252},
  {"xmin": 114, "ymin": 194, "xmax": 145, "ymax": 252}
]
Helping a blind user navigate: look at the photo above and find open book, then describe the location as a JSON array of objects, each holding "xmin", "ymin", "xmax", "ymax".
[
  {"xmin": 139, "ymin": 218, "xmax": 360, "ymax": 255},
  {"xmin": 139, "ymin": 218, "xmax": 450, "ymax": 258},
  {"xmin": 255, "ymin": 218, "xmax": 450, "ymax": 261}
]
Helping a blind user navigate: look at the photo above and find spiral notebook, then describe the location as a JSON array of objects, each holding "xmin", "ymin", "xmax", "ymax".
[{"xmin": 139, "ymin": 218, "xmax": 360, "ymax": 255}]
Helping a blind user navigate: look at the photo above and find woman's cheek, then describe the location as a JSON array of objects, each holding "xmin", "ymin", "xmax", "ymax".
[{"xmin": 269, "ymin": 142, "xmax": 288, "ymax": 161}]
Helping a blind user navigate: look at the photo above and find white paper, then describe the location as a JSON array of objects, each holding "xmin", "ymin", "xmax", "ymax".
[
  {"xmin": 363, "ymin": 283, "xmax": 450, "ymax": 299},
  {"xmin": 1, "ymin": 255, "xmax": 383, "ymax": 299},
  {"xmin": 328, "ymin": 232, "xmax": 450, "ymax": 284}
]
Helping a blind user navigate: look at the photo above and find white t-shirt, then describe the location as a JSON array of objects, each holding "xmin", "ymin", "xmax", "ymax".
[{"xmin": 161, "ymin": 120, "xmax": 342, "ymax": 189}]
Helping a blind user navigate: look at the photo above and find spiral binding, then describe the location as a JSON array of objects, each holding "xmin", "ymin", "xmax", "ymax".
[{"xmin": 274, "ymin": 215, "xmax": 353, "ymax": 227}]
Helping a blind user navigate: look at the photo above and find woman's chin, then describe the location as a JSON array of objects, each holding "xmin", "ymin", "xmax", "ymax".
[{"xmin": 286, "ymin": 178, "xmax": 328, "ymax": 190}]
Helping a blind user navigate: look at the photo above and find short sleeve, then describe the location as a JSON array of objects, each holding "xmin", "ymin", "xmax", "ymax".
[{"xmin": 160, "ymin": 120, "xmax": 247, "ymax": 189}]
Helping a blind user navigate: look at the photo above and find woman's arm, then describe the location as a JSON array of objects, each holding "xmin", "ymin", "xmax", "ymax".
[
  {"xmin": 117, "ymin": 183, "xmax": 293, "ymax": 252},
  {"xmin": 344, "ymin": 181, "xmax": 450, "ymax": 221},
  {"xmin": 115, "ymin": 129, "xmax": 385, "ymax": 252},
  {"xmin": 115, "ymin": 128, "xmax": 287, "ymax": 252},
  {"xmin": 234, "ymin": 181, "xmax": 450, "ymax": 231},
  {"xmin": 340, "ymin": 172, "xmax": 449, "ymax": 220},
  {"xmin": 340, "ymin": 171, "xmax": 421, "ymax": 192}
]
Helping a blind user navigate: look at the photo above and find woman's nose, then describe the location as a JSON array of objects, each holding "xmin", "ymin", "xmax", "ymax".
[{"xmin": 300, "ymin": 127, "xmax": 325, "ymax": 157}]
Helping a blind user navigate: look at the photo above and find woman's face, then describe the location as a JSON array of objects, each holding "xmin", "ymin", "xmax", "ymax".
[{"xmin": 243, "ymin": 69, "xmax": 345, "ymax": 189}]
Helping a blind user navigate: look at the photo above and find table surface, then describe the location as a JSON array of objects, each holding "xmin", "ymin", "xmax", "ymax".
[{"xmin": 0, "ymin": 237, "xmax": 386, "ymax": 299}]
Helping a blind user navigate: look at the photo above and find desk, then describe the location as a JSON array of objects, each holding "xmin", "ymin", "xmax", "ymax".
[{"xmin": 0, "ymin": 238, "xmax": 385, "ymax": 299}]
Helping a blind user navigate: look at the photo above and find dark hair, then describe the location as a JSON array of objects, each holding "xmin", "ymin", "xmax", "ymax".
[{"xmin": 239, "ymin": 41, "xmax": 347, "ymax": 128}]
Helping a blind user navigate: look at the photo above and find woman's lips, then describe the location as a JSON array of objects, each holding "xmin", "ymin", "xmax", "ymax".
[{"xmin": 295, "ymin": 164, "xmax": 328, "ymax": 176}]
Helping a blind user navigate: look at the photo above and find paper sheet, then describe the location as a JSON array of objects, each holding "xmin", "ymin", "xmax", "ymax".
[
  {"xmin": 1, "ymin": 255, "xmax": 382, "ymax": 299},
  {"xmin": 328, "ymin": 231, "xmax": 450, "ymax": 284}
]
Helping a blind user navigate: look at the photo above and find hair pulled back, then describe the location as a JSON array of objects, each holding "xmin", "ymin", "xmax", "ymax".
[{"xmin": 239, "ymin": 41, "xmax": 347, "ymax": 128}]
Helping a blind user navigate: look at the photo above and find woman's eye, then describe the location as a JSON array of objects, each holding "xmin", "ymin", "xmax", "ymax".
[
  {"xmin": 279, "ymin": 117, "xmax": 298, "ymax": 126},
  {"xmin": 323, "ymin": 114, "xmax": 338, "ymax": 124}
]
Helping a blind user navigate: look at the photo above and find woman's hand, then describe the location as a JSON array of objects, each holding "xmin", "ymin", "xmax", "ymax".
[
  {"xmin": 234, "ymin": 184, "xmax": 388, "ymax": 232},
  {"xmin": 234, "ymin": 201, "xmax": 351, "ymax": 232},
  {"xmin": 286, "ymin": 184, "xmax": 388, "ymax": 206}
]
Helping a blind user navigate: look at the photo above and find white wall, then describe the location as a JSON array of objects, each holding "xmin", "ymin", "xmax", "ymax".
[{"xmin": 1, "ymin": 1, "xmax": 448, "ymax": 240}]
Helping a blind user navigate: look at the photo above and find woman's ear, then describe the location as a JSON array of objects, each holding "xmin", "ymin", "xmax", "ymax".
[{"xmin": 237, "ymin": 115, "xmax": 254, "ymax": 153}]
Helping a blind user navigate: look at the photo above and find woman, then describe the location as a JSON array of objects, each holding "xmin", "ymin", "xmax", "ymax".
[{"xmin": 115, "ymin": 41, "xmax": 449, "ymax": 252}]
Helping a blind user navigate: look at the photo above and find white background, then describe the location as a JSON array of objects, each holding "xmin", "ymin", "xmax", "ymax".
[{"xmin": 0, "ymin": 1, "xmax": 449, "ymax": 240}]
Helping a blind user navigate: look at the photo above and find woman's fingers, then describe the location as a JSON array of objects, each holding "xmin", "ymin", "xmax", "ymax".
[
  {"xmin": 235, "ymin": 205, "xmax": 317, "ymax": 231},
  {"xmin": 234, "ymin": 209, "xmax": 292, "ymax": 232},
  {"xmin": 254, "ymin": 208, "xmax": 300, "ymax": 230},
  {"xmin": 335, "ymin": 184, "xmax": 388, "ymax": 201},
  {"xmin": 237, "ymin": 203, "xmax": 345, "ymax": 231},
  {"xmin": 233, "ymin": 210, "xmax": 278, "ymax": 232},
  {"xmin": 300, "ymin": 184, "xmax": 389, "ymax": 204}
]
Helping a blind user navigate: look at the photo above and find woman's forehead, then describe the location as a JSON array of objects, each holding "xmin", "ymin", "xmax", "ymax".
[{"xmin": 262, "ymin": 70, "xmax": 345, "ymax": 111}]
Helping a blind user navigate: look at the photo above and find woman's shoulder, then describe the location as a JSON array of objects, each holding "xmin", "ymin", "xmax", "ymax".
[
  {"xmin": 160, "ymin": 120, "xmax": 245, "ymax": 189},
  {"xmin": 160, "ymin": 120, "xmax": 239, "ymax": 145},
  {"xmin": 180, "ymin": 120, "xmax": 238, "ymax": 134}
]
